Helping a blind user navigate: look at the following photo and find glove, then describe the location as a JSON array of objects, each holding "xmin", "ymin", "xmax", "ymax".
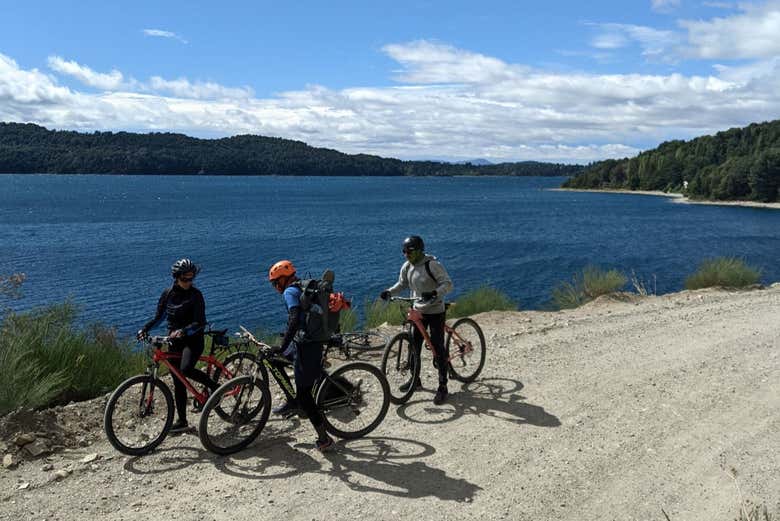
[
  {"xmin": 421, "ymin": 290, "xmax": 437, "ymax": 301},
  {"xmin": 136, "ymin": 329, "xmax": 147, "ymax": 341},
  {"xmin": 270, "ymin": 345, "xmax": 284, "ymax": 355},
  {"xmin": 380, "ymin": 290, "xmax": 391, "ymax": 301}
]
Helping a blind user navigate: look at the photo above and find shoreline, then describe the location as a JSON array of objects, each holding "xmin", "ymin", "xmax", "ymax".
[{"xmin": 553, "ymin": 187, "xmax": 780, "ymax": 210}]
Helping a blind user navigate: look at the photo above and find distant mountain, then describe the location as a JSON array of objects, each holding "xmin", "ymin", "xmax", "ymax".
[
  {"xmin": 454, "ymin": 158, "xmax": 493, "ymax": 166},
  {"xmin": 563, "ymin": 120, "xmax": 780, "ymax": 202},
  {"xmin": 0, "ymin": 122, "xmax": 583, "ymax": 177}
]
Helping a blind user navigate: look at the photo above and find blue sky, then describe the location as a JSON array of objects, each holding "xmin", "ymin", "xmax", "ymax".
[{"xmin": 2, "ymin": 1, "xmax": 780, "ymax": 162}]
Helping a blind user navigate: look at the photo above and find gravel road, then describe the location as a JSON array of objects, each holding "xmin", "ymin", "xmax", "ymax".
[{"xmin": 2, "ymin": 286, "xmax": 778, "ymax": 521}]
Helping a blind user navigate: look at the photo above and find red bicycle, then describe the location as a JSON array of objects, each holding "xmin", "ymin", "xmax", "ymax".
[
  {"xmin": 103, "ymin": 330, "xmax": 257, "ymax": 455},
  {"xmin": 380, "ymin": 296, "xmax": 486, "ymax": 404}
]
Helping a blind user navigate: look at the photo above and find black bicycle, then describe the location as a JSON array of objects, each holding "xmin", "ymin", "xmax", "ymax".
[
  {"xmin": 198, "ymin": 327, "xmax": 391, "ymax": 455},
  {"xmin": 327, "ymin": 330, "xmax": 388, "ymax": 360}
]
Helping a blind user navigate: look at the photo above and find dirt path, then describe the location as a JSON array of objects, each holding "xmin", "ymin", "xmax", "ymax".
[{"xmin": 2, "ymin": 286, "xmax": 779, "ymax": 521}]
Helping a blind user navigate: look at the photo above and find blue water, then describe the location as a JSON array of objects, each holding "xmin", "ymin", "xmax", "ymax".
[{"xmin": 1, "ymin": 175, "xmax": 779, "ymax": 335}]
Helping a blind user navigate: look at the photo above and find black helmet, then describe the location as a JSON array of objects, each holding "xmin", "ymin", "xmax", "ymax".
[
  {"xmin": 171, "ymin": 258, "xmax": 199, "ymax": 278},
  {"xmin": 402, "ymin": 235, "xmax": 424, "ymax": 253}
]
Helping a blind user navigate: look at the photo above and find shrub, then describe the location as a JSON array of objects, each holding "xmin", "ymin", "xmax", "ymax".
[
  {"xmin": 551, "ymin": 266, "xmax": 628, "ymax": 309},
  {"xmin": 363, "ymin": 286, "xmax": 517, "ymax": 326},
  {"xmin": 684, "ymin": 257, "xmax": 761, "ymax": 290},
  {"xmin": 0, "ymin": 303, "xmax": 145, "ymax": 415},
  {"xmin": 339, "ymin": 307, "xmax": 358, "ymax": 333},
  {"xmin": 363, "ymin": 299, "xmax": 407, "ymax": 329},
  {"xmin": 448, "ymin": 286, "xmax": 517, "ymax": 318}
]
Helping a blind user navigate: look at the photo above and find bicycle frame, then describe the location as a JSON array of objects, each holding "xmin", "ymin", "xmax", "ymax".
[
  {"xmin": 403, "ymin": 306, "xmax": 474, "ymax": 363},
  {"xmin": 251, "ymin": 344, "xmax": 354, "ymax": 408},
  {"xmin": 148, "ymin": 347, "xmax": 240, "ymax": 405},
  {"xmin": 260, "ymin": 355, "xmax": 297, "ymax": 401}
]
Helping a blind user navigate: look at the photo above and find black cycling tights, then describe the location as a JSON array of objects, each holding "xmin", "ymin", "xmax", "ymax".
[
  {"xmin": 170, "ymin": 341, "xmax": 218, "ymax": 422},
  {"xmin": 297, "ymin": 381, "xmax": 327, "ymax": 437},
  {"xmin": 412, "ymin": 311, "xmax": 449, "ymax": 388}
]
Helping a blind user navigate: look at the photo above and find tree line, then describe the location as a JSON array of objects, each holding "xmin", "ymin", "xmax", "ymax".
[
  {"xmin": 563, "ymin": 119, "xmax": 780, "ymax": 202},
  {"xmin": 0, "ymin": 123, "xmax": 582, "ymax": 177}
]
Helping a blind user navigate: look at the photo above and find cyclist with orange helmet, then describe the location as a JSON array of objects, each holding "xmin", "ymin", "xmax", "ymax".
[
  {"xmin": 380, "ymin": 236, "xmax": 453, "ymax": 405},
  {"xmin": 268, "ymin": 260, "xmax": 334, "ymax": 452}
]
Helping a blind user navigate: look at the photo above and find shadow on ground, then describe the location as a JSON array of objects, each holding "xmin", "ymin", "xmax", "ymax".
[
  {"xmin": 396, "ymin": 377, "xmax": 561, "ymax": 427},
  {"xmin": 124, "ymin": 432, "xmax": 480, "ymax": 501}
]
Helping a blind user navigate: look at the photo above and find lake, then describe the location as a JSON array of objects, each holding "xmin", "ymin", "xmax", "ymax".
[{"xmin": 1, "ymin": 175, "xmax": 779, "ymax": 335}]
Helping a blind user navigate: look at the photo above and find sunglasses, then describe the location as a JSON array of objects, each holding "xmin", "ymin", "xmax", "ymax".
[
  {"xmin": 403, "ymin": 248, "xmax": 417, "ymax": 255},
  {"xmin": 180, "ymin": 276, "xmax": 195, "ymax": 282},
  {"xmin": 270, "ymin": 279, "xmax": 280, "ymax": 288}
]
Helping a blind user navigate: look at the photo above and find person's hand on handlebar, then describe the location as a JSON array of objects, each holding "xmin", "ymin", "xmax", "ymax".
[
  {"xmin": 136, "ymin": 329, "xmax": 148, "ymax": 341},
  {"xmin": 380, "ymin": 290, "xmax": 391, "ymax": 301},
  {"xmin": 420, "ymin": 290, "xmax": 437, "ymax": 301},
  {"xmin": 170, "ymin": 329, "xmax": 184, "ymax": 339}
]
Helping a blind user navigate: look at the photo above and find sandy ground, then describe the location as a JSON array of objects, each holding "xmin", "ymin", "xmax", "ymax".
[
  {"xmin": 553, "ymin": 188, "xmax": 780, "ymax": 210},
  {"xmin": 1, "ymin": 286, "xmax": 779, "ymax": 521}
]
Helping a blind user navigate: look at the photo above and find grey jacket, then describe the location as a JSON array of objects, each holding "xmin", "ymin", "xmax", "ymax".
[{"xmin": 386, "ymin": 254, "xmax": 453, "ymax": 314}]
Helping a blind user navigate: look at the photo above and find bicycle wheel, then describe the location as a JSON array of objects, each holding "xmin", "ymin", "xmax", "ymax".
[
  {"xmin": 380, "ymin": 332, "xmax": 420, "ymax": 405},
  {"xmin": 316, "ymin": 362, "xmax": 390, "ymax": 439},
  {"xmin": 198, "ymin": 375, "xmax": 271, "ymax": 455},
  {"xmin": 194, "ymin": 351, "xmax": 262, "ymax": 411},
  {"xmin": 104, "ymin": 375, "xmax": 173, "ymax": 456},
  {"xmin": 341, "ymin": 331, "xmax": 388, "ymax": 352},
  {"xmin": 446, "ymin": 317, "xmax": 486, "ymax": 383}
]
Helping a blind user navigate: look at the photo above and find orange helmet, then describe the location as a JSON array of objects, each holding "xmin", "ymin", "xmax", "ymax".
[{"xmin": 268, "ymin": 260, "xmax": 296, "ymax": 281}]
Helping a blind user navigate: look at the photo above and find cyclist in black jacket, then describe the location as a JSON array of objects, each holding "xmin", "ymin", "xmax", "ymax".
[{"xmin": 137, "ymin": 259, "xmax": 218, "ymax": 433}]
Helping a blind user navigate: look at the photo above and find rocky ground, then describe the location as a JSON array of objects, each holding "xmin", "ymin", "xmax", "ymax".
[{"xmin": 1, "ymin": 286, "xmax": 779, "ymax": 521}]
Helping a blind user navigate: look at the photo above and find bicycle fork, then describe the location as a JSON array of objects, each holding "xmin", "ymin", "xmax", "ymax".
[{"xmin": 139, "ymin": 365, "xmax": 160, "ymax": 417}]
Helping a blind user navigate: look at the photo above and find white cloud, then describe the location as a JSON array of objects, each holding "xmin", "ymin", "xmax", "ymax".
[
  {"xmin": 46, "ymin": 56, "xmax": 252, "ymax": 100},
  {"xmin": 702, "ymin": 2, "xmax": 736, "ymax": 8},
  {"xmin": 47, "ymin": 56, "xmax": 125, "ymax": 90},
  {"xmin": 382, "ymin": 40, "xmax": 528, "ymax": 84},
  {"xmin": 591, "ymin": 32, "xmax": 629, "ymax": 50},
  {"xmin": 588, "ymin": 23, "xmax": 681, "ymax": 60},
  {"xmin": 651, "ymin": 0, "xmax": 680, "ymax": 13},
  {"xmin": 680, "ymin": 1, "xmax": 780, "ymax": 59},
  {"xmin": 5, "ymin": 40, "xmax": 780, "ymax": 163},
  {"xmin": 142, "ymin": 29, "xmax": 188, "ymax": 44},
  {"xmin": 148, "ymin": 76, "xmax": 254, "ymax": 100}
]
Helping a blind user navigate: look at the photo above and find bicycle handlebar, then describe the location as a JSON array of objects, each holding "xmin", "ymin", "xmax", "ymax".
[{"xmin": 236, "ymin": 325, "xmax": 275, "ymax": 352}]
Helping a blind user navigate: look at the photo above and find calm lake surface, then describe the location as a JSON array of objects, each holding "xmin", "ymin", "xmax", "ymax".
[{"xmin": 1, "ymin": 174, "xmax": 779, "ymax": 335}]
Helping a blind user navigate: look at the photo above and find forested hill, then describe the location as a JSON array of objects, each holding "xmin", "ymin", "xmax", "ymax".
[
  {"xmin": 0, "ymin": 123, "xmax": 582, "ymax": 177},
  {"xmin": 563, "ymin": 120, "xmax": 780, "ymax": 202}
]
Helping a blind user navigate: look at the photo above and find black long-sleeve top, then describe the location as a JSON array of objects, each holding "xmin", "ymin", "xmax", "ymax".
[{"xmin": 142, "ymin": 285, "xmax": 206, "ymax": 336}]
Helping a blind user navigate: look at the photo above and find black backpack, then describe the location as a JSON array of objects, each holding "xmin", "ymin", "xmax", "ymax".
[{"xmin": 295, "ymin": 270, "xmax": 341, "ymax": 342}]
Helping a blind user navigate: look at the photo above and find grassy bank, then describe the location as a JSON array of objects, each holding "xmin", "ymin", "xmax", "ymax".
[
  {"xmin": 549, "ymin": 257, "xmax": 763, "ymax": 310},
  {"xmin": 0, "ymin": 303, "xmax": 145, "ymax": 415},
  {"xmin": 363, "ymin": 286, "xmax": 518, "ymax": 328}
]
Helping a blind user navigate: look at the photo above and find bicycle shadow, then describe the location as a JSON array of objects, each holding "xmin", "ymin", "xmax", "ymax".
[
  {"xmin": 324, "ymin": 437, "xmax": 481, "ymax": 502},
  {"xmin": 122, "ymin": 417, "xmax": 306, "ymax": 478},
  {"xmin": 123, "ymin": 433, "xmax": 480, "ymax": 502},
  {"xmin": 396, "ymin": 377, "xmax": 561, "ymax": 428}
]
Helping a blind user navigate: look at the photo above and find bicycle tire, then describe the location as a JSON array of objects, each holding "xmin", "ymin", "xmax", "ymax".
[
  {"xmin": 316, "ymin": 361, "xmax": 390, "ymax": 439},
  {"xmin": 446, "ymin": 317, "xmax": 486, "ymax": 383},
  {"xmin": 198, "ymin": 375, "xmax": 271, "ymax": 455},
  {"xmin": 340, "ymin": 331, "xmax": 388, "ymax": 351},
  {"xmin": 380, "ymin": 332, "xmax": 420, "ymax": 405},
  {"xmin": 104, "ymin": 374, "xmax": 174, "ymax": 456}
]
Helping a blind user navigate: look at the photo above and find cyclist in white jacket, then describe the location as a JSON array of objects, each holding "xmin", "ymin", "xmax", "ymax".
[{"xmin": 380, "ymin": 235, "xmax": 453, "ymax": 404}]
